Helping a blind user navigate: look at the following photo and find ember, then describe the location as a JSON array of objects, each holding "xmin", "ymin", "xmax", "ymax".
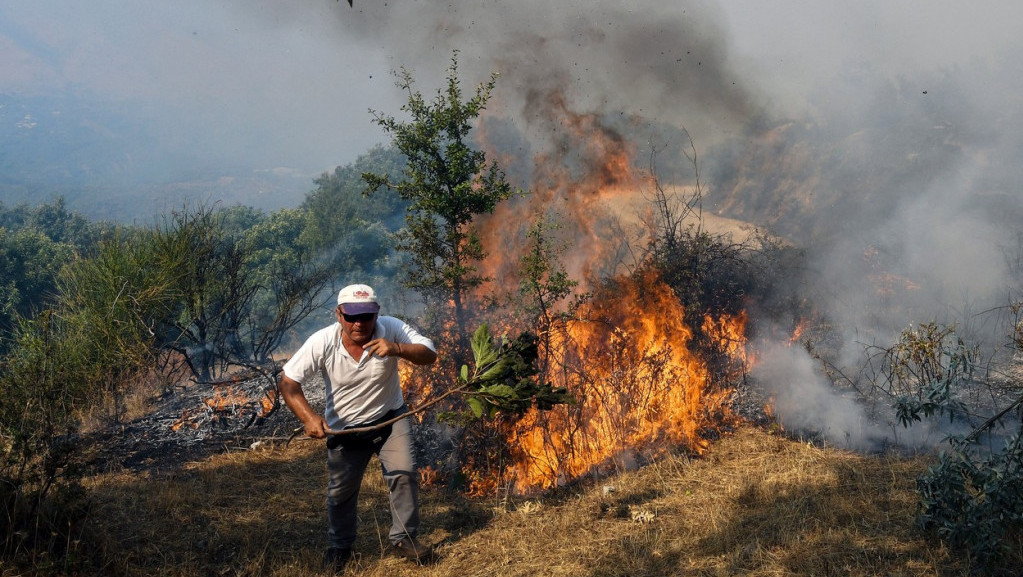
[
  {"xmin": 92, "ymin": 370, "xmax": 289, "ymax": 472},
  {"xmin": 172, "ymin": 381, "xmax": 279, "ymax": 432}
]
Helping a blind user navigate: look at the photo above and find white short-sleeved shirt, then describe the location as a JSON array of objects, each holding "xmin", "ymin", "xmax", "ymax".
[{"xmin": 282, "ymin": 315, "xmax": 435, "ymax": 429}]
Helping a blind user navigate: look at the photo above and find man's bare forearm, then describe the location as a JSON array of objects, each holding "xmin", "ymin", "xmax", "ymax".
[
  {"xmin": 279, "ymin": 376, "xmax": 319, "ymax": 424},
  {"xmin": 397, "ymin": 343, "xmax": 437, "ymax": 365}
]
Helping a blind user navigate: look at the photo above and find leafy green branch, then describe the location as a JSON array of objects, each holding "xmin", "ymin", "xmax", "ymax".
[{"xmin": 455, "ymin": 323, "xmax": 572, "ymax": 420}]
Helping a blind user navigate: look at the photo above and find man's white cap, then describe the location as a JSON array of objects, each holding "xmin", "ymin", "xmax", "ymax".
[{"xmin": 337, "ymin": 284, "xmax": 380, "ymax": 315}]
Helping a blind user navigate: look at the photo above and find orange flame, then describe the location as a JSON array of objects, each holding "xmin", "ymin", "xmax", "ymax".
[
  {"xmin": 493, "ymin": 271, "xmax": 743, "ymax": 493},
  {"xmin": 448, "ymin": 93, "xmax": 750, "ymax": 494},
  {"xmin": 789, "ymin": 318, "xmax": 808, "ymax": 345},
  {"xmin": 477, "ymin": 93, "xmax": 652, "ymax": 289},
  {"xmin": 203, "ymin": 387, "xmax": 250, "ymax": 413},
  {"xmin": 172, "ymin": 384, "xmax": 278, "ymax": 431},
  {"xmin": 703, "ymin": 310, "xmax": 749, "ymax": 369}
]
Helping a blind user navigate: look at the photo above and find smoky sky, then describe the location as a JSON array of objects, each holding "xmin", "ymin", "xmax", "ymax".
[
  {"xmin": 3, "ymin": 1, "xmax": 1018, "ymax": 171},
  {"xmin": 4, "ymin": 0, "xmax": 1023, "ymax": 449}
]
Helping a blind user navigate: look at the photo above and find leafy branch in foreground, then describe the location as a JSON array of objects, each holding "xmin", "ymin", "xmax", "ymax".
[
  {"xmin": 454, "ymin": 323, "xmax": 572, "ymax": 420},
  {"xmin": 287, "ymin": 324, "xmax": 571, "ymax": 443}
]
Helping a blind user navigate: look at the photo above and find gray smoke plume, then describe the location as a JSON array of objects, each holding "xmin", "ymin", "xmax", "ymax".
[
  {"xmin": 729, "ymin": 58, "xmax": 1023, "ymax": 449},
  {"xmin": 276, "ymin": 1, "xmax": 1023, "ymax": 451},
  {"xmin": 317, "ymin": 1, "xmax": 1023, "ymax": 451},
  {"xmin": 322, "ymin": 1, "xmax": 752, "ymax": 142}
]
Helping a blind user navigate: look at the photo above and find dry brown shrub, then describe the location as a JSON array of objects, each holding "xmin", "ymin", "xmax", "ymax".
[{"xmin": 79, "ymin": 352, "xmax": 191, "ymax": 433}]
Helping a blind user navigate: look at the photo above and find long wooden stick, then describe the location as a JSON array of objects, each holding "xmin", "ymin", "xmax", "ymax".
[{"xmin": 285, "ymin": 383, "xmax": 472, "ymax": 446}]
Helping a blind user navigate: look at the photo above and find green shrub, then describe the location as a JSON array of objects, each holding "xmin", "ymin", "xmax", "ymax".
[
  {"xmin": 890, "ymin": 322, "xmax": 1023, "ymax": 571},
  {"xmin": 1, "ymin": 231, "xmax": 171, "ymax": 571},
  {"xmin": 916, "ymin": 433, "xmax": 1023, "ymax": 569},
  {"xmin": 1, "ymin": 312, "xmax": 95, "ymax": 572}
]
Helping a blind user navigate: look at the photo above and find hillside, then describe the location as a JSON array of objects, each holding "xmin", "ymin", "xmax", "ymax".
[{"xmin": 78, "ymin": 425, "xmax": 980, "ymax": 577}]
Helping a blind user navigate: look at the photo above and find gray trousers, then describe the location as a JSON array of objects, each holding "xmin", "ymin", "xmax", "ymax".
[{"xmin": 325, "ymin": 415, "xmax": 419, "ymax": 550}]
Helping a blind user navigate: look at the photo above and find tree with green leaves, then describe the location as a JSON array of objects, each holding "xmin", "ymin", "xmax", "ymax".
[
  {"xmin": 150, "ymin": 204, "xmax": 252, "ymax": 381},
  {"xmin": 887, "ymin": 320, "xmax": 1023, "ymax": 570},
  {"xmin": 0, "ymin": 198, "xmax": 106, "ymax": 353},
  {"xmin": 150, "ymin": 204, "xmax": 333, "ymax": 381},
  {"xmin": 363, "ymin": 53, "xmax": 515, "ymax": 365},
  {"xmin": 236, "ymin": 208, "xmax": 334, "ymax": 366},
  {"xmin": 56, "ymin": 227, "xmax": 177, "ymax": 418},
  {"xmin": 516, "ymin": 215, "xmax": 579, "ymax": 377},
  {"xmin": 0, "ymin": 228, "xmax": 75, "ymax": 349},
  {"xmin": 1, "ymin": 227, "xmax": 169, "ymax": 566},
  {"xmin": 301, "ymin": 145, "xmax": 408, "ymax": 277},
  {"xmin": 0, "ymin": 197, "xmax": 103, "ymax": 247}
]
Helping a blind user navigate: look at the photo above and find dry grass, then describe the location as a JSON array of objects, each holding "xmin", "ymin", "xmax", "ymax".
[
  {"xmin": 78, "ymin": 426, "xmax": 974, "ymax": 577},
  {"xmin": 79, "ymin": 366, "xmax": 185, "ymax": 434}
]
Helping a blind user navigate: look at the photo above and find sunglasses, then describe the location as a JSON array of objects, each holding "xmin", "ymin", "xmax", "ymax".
[{"xmin": 340, "ymin": 311, "xmax": 377, "ymax": 323}]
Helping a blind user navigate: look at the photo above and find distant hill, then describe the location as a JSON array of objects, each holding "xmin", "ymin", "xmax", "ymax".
[{"xmin": 0, "ymin": 93, "xmax": 317, "ymax": 221}]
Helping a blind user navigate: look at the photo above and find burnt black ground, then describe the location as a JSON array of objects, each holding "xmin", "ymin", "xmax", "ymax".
[{"xmin": 85, "ymin": 372, "xmax": 772, "ymax": 476}]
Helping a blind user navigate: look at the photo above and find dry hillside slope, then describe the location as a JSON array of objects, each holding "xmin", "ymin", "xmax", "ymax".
[{"xmin": 83, "ymin": 425, "xmax": 975, "ymax": 577}]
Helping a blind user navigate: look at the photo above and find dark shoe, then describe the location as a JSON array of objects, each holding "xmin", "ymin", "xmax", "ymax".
[
  {"xmin": 392, "ymin": 536, "xmax": 431, "ymax": 563},
  {"xmin": 323, "ymin": 547, "xmax": 352, "ymax": 573}
]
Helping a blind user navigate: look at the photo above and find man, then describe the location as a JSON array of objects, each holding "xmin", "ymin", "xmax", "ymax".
[{"xmin": 279, "ymin": 284, "xmax": 438, "ymax": 571}]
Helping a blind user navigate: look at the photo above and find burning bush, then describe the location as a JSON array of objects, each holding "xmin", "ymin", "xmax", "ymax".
[
  {"xmin": 498, "ymin": 270, "xmax": 746, "ymax": 493},
  {"xmin": 397, "ymin": 265, "xmax": 751, "ymax": 497}
]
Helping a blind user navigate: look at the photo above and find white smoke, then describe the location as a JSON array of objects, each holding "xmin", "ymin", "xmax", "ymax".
[
  {"xmin": 751, "ymin": 337, "xmax": 961, "ymax": 451},
  {"xmin": 753, "ymin": 340, "xmax": 887, "ymax": 451}
]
